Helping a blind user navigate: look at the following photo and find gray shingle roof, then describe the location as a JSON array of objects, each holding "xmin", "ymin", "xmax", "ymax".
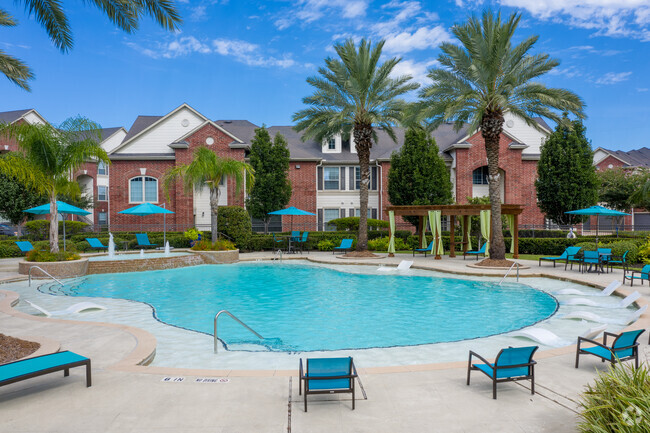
[
  {"xmin": 604, "ymin": 147, "xmax": 650, "ymax": 168},
  {"xmin": 0, "ymin": 109, "xmax": 32, "ymax": 124},
  {"xmin": 99, "ymin": 126, "xmax": 123, "ymax": 141},
  {"xmin": 215, "ymin": 120, "xmax": 259, "ymax": 144},
  {"xmin": 123, "ymin": 115, "xmax": 162, "ymax": 142}
]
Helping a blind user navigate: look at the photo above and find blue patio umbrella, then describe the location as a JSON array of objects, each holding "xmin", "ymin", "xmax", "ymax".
[
  {"xmin": 24, "ymin": 201, "xmax": 91, "ymax": 251},
  {"xmin": 118, "ymin": 203, "xmax": 175, "ymax": 245},
  {"xmin": 268, "ymin": 206, "xmax": 316, "ymax": 231},
  {"xmin": 565, "ymin": 205, "xmax": 630, "ymax": 244}
]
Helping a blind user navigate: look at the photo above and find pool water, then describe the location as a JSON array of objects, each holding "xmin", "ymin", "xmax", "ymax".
[{"xmin": 47, "ymin": 262, "xmax": 558, "ymax": 352}]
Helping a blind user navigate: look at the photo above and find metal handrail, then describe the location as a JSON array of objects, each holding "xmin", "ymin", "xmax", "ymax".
[
  {"xmin": 28, "ymin": 266, "xmax": 65, "ymax": 287},
  {"xmin": 214, "ymin": 310, "xmax": 263, "ymax": 353},
  {"xmin": 498, "ymin": 262, "xmax": 520, "ymax": 285},
  {"xmin": 274, "ymin": 249, "xmax": 283, "ymax": 261}
]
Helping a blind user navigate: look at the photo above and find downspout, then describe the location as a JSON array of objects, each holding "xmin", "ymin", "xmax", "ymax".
[
  {"xmin": 375, "ymin": 160, "xmax": 382, "ymax": 220},
  {"xmin": 316, "ymin": 159, "xmax": 324, "ymax": 232}
]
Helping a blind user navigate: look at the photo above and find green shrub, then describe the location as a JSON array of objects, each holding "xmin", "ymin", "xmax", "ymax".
[
  {"xmin": 24, "ymin": 220, "xmax": 50, "ymax": 240},
  {"xmin": 217, "ymin": 206, "xmax": 252, "ymax": 248},
  {"xmin": 191, "ymin": 239, "xmax": 236, "ymax": 251},
  {"xmin": 574, "ymin": 240, "xmax": 641, "ymax": 264},
  {"xmin": 25, "ymin": 249, "xmax": 80, "ymax": 262},
  {"xmin": 184, "ymin": 228, "xmax": 203, "ymax": 241},
  {"xmin": 317, "ymin": 239, "xmax": 335, "ymax": 251},
  {"xmin": 578, "ymin": 362, "xmax": 650, "ymax": 433},
  {"xmin": 367, "ymin": 236, "xmax": 408, "ymax": 252},
  {"xmin": 327, "ymin": 216, "xmax": 390, "ymax": 231}
]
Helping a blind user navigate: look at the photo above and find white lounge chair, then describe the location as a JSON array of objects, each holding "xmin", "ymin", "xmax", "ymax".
[
  {"xmin": 510, "ymin": 324, "xmax": 608, "ymax": 347},
  {"xmin": 616, "ymin": 291, "xmax": 641, "ymax": 308},
  {"xmin": 24, "ymin": 300, "xmax": 106, "ymax": 317},
  {"xmin": 561, "ymin": 298, "xmax": 599, "ymax": 307},
  {"xmin": 554, "ymin": 280, "xmax": 621, "ymax": 296},
  {"xmin": 377, "ymin": 260, "xmax": 413, "ymax": 272},
  {"xmin": 561, "ymin": 305, "xmax": 647, "ymax": 325}
]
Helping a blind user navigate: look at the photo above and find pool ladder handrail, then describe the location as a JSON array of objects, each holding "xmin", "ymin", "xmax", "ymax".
[
  {"xmin": 28, "ymin": 266, "xmax": 65, "ymax": 287},
  {"xmin": 274, "ymin": 249, "xmax": 283, "ymax": 261},
  {"xmin": 214, "ymin": 310, "xmax": 264, "ymax": 353},
  {"xmin": 498, "ymin": 262, "xmax": 520, "ymax": 285}
]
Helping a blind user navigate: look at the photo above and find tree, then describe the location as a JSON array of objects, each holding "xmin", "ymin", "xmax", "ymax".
[
  {"xmin": 417, "ymin": 11, "xmax": 585, "ymax": 260},
  {"xmin": 293, "ymin": 38, "xmax": 418, "ymax": 253},
  {"xmin": 246, "ymin": 127, "xmax": 292, "ymax": 234},
  {"xmin": 388, "ymin": 127, "xmax": 453, "ymax": 227},
  {"xmin": 163, "ymin": 147, "xmax": 254, "ymax": 245},
  {"xmin": 1, "ymin": 0, "xmax": 181, "ymax": 90},
  {"xmin": 598, "ymin": 168, "xmax": 649, "ymax": 212},
  {"xmin": 0, "ymin": 117, "xmax": 110, "ymax": 252},
  {"xmin": 0, "ymin": 173, "xmax": 44, "ymax": 231},
  {"xmin": 536, "ymin": 117, "xmax": 598, "ymax": 225}
]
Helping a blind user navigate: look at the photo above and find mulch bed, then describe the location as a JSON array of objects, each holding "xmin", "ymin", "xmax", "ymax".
[
  {"xmin": 0, "ymin": 334, "xmax": 40, "ymax": 364},
  {"xmin": 475, "ymin": 258, "xmax": 517, "ymax": 268}
]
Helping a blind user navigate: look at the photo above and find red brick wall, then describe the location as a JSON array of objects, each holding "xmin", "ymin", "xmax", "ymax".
[
  {"xmin": 283, "ymin": 161, "xmax": 317, "ymax": 231},
  {"xmin": 596, "ymin": 155, "xmax": 625, "ymax": 171},
  {"xmin": 455, "ymin": 131, "xmax": 544, "ymax": 225},
  {"xmin": 73, "ymin": 162, "xmax": 100, "ymax": 223}
]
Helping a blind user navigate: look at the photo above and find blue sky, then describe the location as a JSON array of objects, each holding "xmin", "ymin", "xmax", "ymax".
[{"xmin": 2, "ymin": 0, "xmax": 649, "ymax": 151}]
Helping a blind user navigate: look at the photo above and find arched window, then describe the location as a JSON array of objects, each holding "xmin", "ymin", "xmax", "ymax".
[
  {"xmin": 472, "ymin": 166, "xmax": 489, "ymax": 185},
  {"xmin": 129, "ymin": 176, "xmax": 158, "ymax": 203}
]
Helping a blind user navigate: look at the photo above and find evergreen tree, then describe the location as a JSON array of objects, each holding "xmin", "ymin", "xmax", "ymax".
[
  {"xmin": 598, "ymin": 168, "xmax": 649, "ymax": 212},
  {"xmin": 536, "ymin": 116, "xmax": 599, "ymax": 225},
  {"xmin": 0, "ymin": 174, "xmax": 44, "ymax": 229},
  {"xmin": 246, "ymin": 127, "xmax": 292, "ymax": 233},
  {"xmin": 388, "ymin": 127, "xmax": 453, "ymax": 227}
]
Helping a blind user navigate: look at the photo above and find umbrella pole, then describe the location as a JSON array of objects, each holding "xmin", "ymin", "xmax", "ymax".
[
  {"xmin": 163, "ymin": 203, "xmax": 167, "ymax": 247},
  {"xmin": 63, "ymin": 213, "xmax": 66, "ymax": 252}
]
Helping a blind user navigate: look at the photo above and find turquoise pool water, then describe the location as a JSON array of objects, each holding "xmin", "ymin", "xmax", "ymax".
[{"xmin": 46, "ymin": 263, "xmax": 558, "ymax": 352}]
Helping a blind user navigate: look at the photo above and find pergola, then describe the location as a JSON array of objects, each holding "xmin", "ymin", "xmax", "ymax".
[{"xmin": 385, "ymin": 204, "xmax": 525, "ymax": 259}]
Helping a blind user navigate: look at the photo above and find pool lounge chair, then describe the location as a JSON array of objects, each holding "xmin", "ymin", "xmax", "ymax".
[
  {"xmin": 463, "ymin": 243, "xmax": 487, "ymax": 260},
  {"xmin": 333, "ymin": 239, "xmax": 353, "ymax": 254},
  {"xmin": 378, "ymin": 260, "xmax": 413, "ymax": 272},
  {"xmin": 467, "ymin": 346, "xmax": 538, "ymax": 399},
  {"xmin": 24, "ymin": 300, "xmax": 106, "ymax": 317},
  {"xmin": 554, "ymin": 280, "xmax": 621, "ymax": 296},
  {"xmin": 561, "ymin": 305, "xmax": 647, "ymax": 326},
  {"xmin": 0, "ymin": 351, "xmax": 91, "ymax": 392},
  {"xmin": 510, "ymin": 325, "xmax": 608, "ymax": 348},
  {"xmin": 135, "ymin": 233, "xmax": 157, "ymax": 249},
  {"xmin": 15, "ymin": 241, "xmax": 36, "ymax": 254},
  {"xmin": 575, "ymin": 329, "xmax": 645, "ymax": 369},
  {"xmin": 85, "ymin": 238, "xmax": 108, "ymax": 250},
  {"xmin": 539, "ymin": 246, "xmax": 581, "ymax": 267},
  {"xmin": 564, "ymin": 247, "xmax": 583, "ymax": 271},
  {"xmin": 623, "ymin": 264, "xmax": 650, "ymax": 286},
  {"xmin": 299, "ymin": 357, "xmax": 358, "ymax": 411},
  {"xmin": 413, "ymin": 241, "xmax": 434, "ymax": 257}
]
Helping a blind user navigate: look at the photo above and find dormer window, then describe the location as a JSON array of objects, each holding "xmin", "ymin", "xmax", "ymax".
[
  {"xmin": 328, "ymin": 139, "xmax": 336, "ymax": 150},
  {"xmin": 322, "ymin": 135, "xmax": 341, "ymax": 153}
]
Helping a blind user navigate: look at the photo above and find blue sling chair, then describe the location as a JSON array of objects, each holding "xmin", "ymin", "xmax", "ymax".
[
  {"xmin": 85, "ymin": 238, "xmax": 108, "ymax": 250},
  {"xmin": 299, "ymin": 357, "xmax": 358, "ymax": 411},
  {"xmin": 463, "ymin": 243, "xmax": 487, "ymax": 260},
  {"xmin": 467, "ymin": 346, "xmax": 538, "ymax": 399},
  {"xmin": 333, "ymin": 239, "xmax": 353, "ymax": 254},
  {"xmin": 575, "ymin": 329, "xmax": 645, "ymax": 369},
  {"xmin": 539, "ymin": 246, "xmax": 581, "ymax": 267},
  {"xmin": 413, "ymin": 241, "xmax": 434, "ymax": 257},
  {"xmin": 623, "ymin": 264, "xmax": 650, "ymax": 286},
  {"xmin": 135, "ymin": 233, "xmax": 157, "ymax": 248}
]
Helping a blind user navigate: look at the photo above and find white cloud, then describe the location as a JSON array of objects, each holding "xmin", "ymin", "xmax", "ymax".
[
  {"xmin": 382, "ymin": 26, "xmax": 451, "ymax": 54},
  {"xmin": 275, "ymin": 0, "xmax": 368, "ymax": 29},
  {"xmin": 595, "ymin": 71, "xmax": 633, "ymax": 85},
  {"xmin": 548, "ymin": 65, "xmax": 583, "ymax": 79},
  {"xmin": 498, "ymin": 0, "xmax": 650, "ymax": 40},
  {"xmin": 637, "ymin": 87, "xmax": 649, "ymax": 92},
  {"xmin": 390, "ymin": 58, "xmax": 438, "ymax": 85},
  {"xmin": 190, "ymin": 6, "xmax": 207, "ymax": 21}
]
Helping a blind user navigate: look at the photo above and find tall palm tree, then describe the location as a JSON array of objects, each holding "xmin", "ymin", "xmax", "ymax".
[
  {"xmin": 418, "ymin": 11, "xmax": 585, "ymax": 260},
  {"xmin": 0, "ymin": 117, "xmax": 111, "ymax": 252},
  {"xmin": 293, "ymin": 38, "xmax": 418, "ymax": 253},
  {"xmin": 1, "ymin": 0, "xmax": 182, "ymax": 90},
  {"xmin": 163, "ymin": 147, "xmax": 254, "ymax": 245}
]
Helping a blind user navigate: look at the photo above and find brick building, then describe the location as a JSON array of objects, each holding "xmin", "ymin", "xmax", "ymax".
[{"xmin": 1, "ymin": 104, "xmax": 554, "ymax": 232}]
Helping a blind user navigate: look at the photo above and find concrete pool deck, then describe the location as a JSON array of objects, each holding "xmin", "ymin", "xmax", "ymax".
[{"xmin": 0, "ymin": 252, "xmax": 648, "ymax": 432}]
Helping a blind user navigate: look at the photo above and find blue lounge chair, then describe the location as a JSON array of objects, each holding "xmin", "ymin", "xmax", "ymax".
[
  {"xmin": 580, "ymin": 250, "xmax": 604, "ymax": 274},
  {"xmin": 413, "ymin": 241, "xmax": 434, "ymax": 257},
  {"xmin": 14, "ymin": 241, "xmax": 35, "ymax": 254},
  {"xmin": 623, "ymin": 264, "xmax": 650, "ymax": 286},
  {"xmin": 85, "ymin": 238, "xmax": 108, "ymax": 250},
  {"xmin": 333, "ymin": 238, "xmax": 353, "ymax": 254},
  {"xmin": 463, "ymin": 243, "xmax": 487, "ymax": 260},
  {"xmin": 467, "ymin": 346, "xmax": 538, "ymax": 399},
  {"xmin": 135, "ymin": 233, "xmax": 157, "ymax": 248},
  {"xmin": 0, "ymin": 351, "xmax": 91, "ymax": 392},
  {"xmin": 607, "ymin": 250, "xmax": 628, "ymax": 272},
  {"xmin": 576, "ymin": 329, "xmax": 645, "ymax": 369},
  {"xmin": 564, "ymin": 247, "xmax": 583, "ymax": 270},
  {"xmin": 539, "ymin": 246, "xmax": 581, "ymax": 268},
  {"xmin": 299, "ymin": 357, "xmax": 358, "ymax": 411}
]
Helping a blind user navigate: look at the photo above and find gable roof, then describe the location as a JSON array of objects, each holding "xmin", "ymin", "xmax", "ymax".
[
  {"xmin": 600, "ymin": 147, "xmax": 650, "ymax": 168},
  {"xmin": 122, "ymin": 116, "xmax": 162, "ymax": 142},
  {"xmin": 0, "ymin": 109, "xmax": 32, "ymax": 124}
]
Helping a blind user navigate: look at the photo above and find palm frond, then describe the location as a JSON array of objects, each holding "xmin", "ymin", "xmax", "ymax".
[
  {"xmin": 131, "ymin": 0, "xmax": 182, "ymax": 31},
  {"xmin": 0, "ymin": 8, "xmax": 18, "ymax": 26},
  {"xmin": 0, "ymin": 49, "xmax": 34, "ymax": 90},
  {"xmin": 21, "ymin": 0, "xmax": 72, "ymax": 52},
  {"xmin": 0, "ymin": 153, "xmax": 51, "ymax": 195}
]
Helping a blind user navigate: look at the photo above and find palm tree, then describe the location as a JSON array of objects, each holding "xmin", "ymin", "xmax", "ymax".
[
  {"xmin": 163, "ymin": 147, "xmax": 254, "ymax": 245},
  {"xmin": 0, "ymin": 117, "xmax": 110, "ymax": 252},
  {"xmin": 293, "ymin": 38, "xmax": 418, "ymax": 253},
  {"xmin": 418, "ymin": 11, "xmax": 585, "ymax": 260},
  {"xmin": 1, "ymin": 0, "xmax": 182, "ymax": 90}
]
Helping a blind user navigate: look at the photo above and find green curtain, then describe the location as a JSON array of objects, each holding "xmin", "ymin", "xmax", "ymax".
[
  {"xmin": 479, "ymin": 210, "xmax": 490, "ymax": 257},
  {"xmin": 388, "ymin": 211, "xmax": 396, "ymax": 254},
  {"xmin": 460, "ymin": 216, "xmax": 472, "ymax": 251},
  {"xmin": 428, "ymin": 210, "xmax": 443, "ymax": 256},
  {"xmin": 421, "ymin": 214, "xmax": 428, "ymax": 248},
  {"xmin": 505, "ymin": 214, "xmax": 515, "ymax": 254}
]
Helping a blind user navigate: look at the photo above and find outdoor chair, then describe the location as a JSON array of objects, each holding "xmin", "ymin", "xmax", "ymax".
[
  {"xmin": 296, "ymin": 232, "xmax": 309, "ymax": 253},
  {"xmin": 299, "ymin": 357, "xmax": 358, "ymax": 411},
  {"xmin": 564, "ymin": 247, "xmax": 583, "ymax": 271},
  {"xmin": 607, "ymin": 250, "xmax": 628, "ymax": 272},
  {"xmin": 0, "ymin": 351, "xmax": 91, "ymax": 393},
  {"xmin": 135, "ymin": 233, "xmax": 157, "ymax": 249},
  {"xmin": 463, "ymin": 243, "xmax": 487, "ymax": 260},
  {"xmin": 85, "ymin": 238, "xmax": 108, "ymax": 250},
  {"xmin": 623, "ymin": 264, "xmax": 650, "ymax": 286},
  {"xmin": 290, "ymin": 230, "xmax": 301, "ymax": 242},
  {"xmin": 597, "ymin": 248, "xmax": 613, "ymax": 271},
  {"xmin": 14, "ymin": 241, "xmax": 36, "ymax": 254},
  {"xmin": 333, "ymin": 239, "xmax": 353, "ymax": 254},
  {"xmin": 580, "ymin": 250, "xmax": 604, "ymax": 274},
  {"xmin": 272, "ymin": 233, "xmax": 284, "ymax": 248},
  {"xmin": 467, "ymin": 346, "xmax": 538, "ymax": 399},
  {"xmin": 413, "ymin": 241, "xmax": 434, "ymax": 257},
  {"xmin": 539, "ymin": 246, "xmax": 581, "ymax": 267},
  {"xmin": 575, "ymin": 329, "xmax": 645, "ymax": 369}
]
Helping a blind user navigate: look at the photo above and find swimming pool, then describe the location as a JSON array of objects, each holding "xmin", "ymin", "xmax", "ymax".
[{"xmin": 43, "ymin": 262, "xmax": 558, "ymax": 352}]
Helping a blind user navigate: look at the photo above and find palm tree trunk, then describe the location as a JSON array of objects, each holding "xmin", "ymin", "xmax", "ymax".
[
  {"xmin": 210, "ymin": 186, "xmax": 220, "ymax": 245},
  {"xmin": 354, "ymin": 123, "xmax": 373, "ymax": 251},
  {"xmin": 481, "ymin": 113, "xmax": 506, "ymax": 260},
  {"xmin": 49, "ymin": 192, "xmax": 59, "ymax": 253}
]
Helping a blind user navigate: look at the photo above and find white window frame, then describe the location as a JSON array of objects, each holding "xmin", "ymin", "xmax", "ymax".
[
  {"xmin": 97, "ymin": 161, "xmax": 107, "ymax": 175},
  {"xmin": 323, "ymin": 208, "xmax": 340, "ymax": 231},
  {"xmin": 328, "ymin": 138, "xmax": 336, "ymax": 150},
  {"xmin": 97, "ymin": 185, "xmax": 108, "ymax": 201},
  {"xmin": 97, "ymin": 211, "xmax": 108, "ymax": 225},
  {"xmin": 129, "ymin": 176, "xmax": 158, "ymax": 203},
  {"xmin": 323, "ymin": 167, "xmax": 340, "ymax": 190}
]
